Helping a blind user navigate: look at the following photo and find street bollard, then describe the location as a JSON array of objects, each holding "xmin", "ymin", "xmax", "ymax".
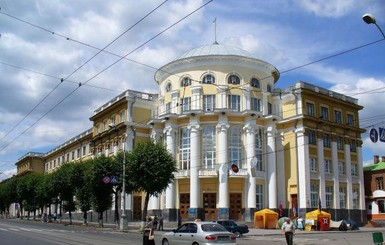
[{"xmin": 372, "ymin": 232, "xmax": 384, "ymax": 245}]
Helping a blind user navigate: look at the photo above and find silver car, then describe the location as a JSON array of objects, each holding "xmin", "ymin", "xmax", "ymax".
[{"xmin": 161, "ymin": 221, "xmax": 237, "ymax": 245}]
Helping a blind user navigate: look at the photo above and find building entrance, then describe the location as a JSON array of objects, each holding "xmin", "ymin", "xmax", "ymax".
[
  {"xmin": 203, "ymin": 193, "xmax": 217, "ymax": 220},
  {"xmin": 229, "ymin": 193, "xmax": 242, "ymax": 220},
  {"xmin": 179, "ymin": 193, "xmax": 190, "ymax": 220},
  {"xmin": 133, "ymin": 196, "xmax": 142, "ymax": 221}
]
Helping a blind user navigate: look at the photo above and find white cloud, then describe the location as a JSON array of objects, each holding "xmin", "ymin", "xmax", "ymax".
[{"xmin": 297, "ymin": 0, "xmax": 356, "ymax": 18}]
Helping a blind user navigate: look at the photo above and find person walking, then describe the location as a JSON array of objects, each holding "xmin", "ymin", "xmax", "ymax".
[
  {"xmin": 297, "ymin": 216, "xmax": 304, "ymax": 230},
  {"xmin": 281, "ymin": 217, "xmax": 295, "ymax": 245},
  {"xmin": 158, "ymin": 214, "xmax": 164, "ymax": 231}
]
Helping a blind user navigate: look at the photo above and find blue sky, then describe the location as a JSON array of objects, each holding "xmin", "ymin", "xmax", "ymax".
[{"xmin": 0, "ymin": 0, "xmax": 384, "ymax": 180}]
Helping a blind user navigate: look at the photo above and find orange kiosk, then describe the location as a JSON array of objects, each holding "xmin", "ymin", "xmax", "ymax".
[
  {"xmin": 305, "ymin": 210, "xmax": 331, "ymax": 231},
  {"xmin": 254, "ymin": 209, "xmax": 279, "ymax": 229}
]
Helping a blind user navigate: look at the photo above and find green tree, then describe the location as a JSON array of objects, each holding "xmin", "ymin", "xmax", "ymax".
[
  {"xmin": 89, "ymin": 155, "xmax": 120, "ymax": 227},
  {"xmin": 125, "ymin": 141, "xmax": 176, "ymax": 224},
  {"xmin": 74, "ymin": 159, "xmax": 93, "ymax": 225}
]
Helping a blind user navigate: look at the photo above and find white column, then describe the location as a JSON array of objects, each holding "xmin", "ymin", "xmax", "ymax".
[
  {"xmin": 164, "ymin": 123, "xmax": 177, "ymax": 209},
  {"xmin": 276, "ymin": 132, "xmax": 285, "ymax": 206},
  {"xmin": 262, "ymin": 92, "xmax": 268, "ymax": 115},
  {"xmin": 217, "ymin": 85, "xmax": 229, "ymax": 109},
  {"xmin": 171, "ymin": 91, "xmax": 179, "ymax": 114},
  {"xmin": 296, "ymin": 127, "xmax": 310, "ymax": 210},
  {"xmin": 244, "ymin": 119, "xmax": 256, "ymax": 209},
  {"xmin": 242, "ymin": 86, "xmax": 251, "ymax": 111},
  {"xmin": 331, "ymin": 141, "xmax": 340, "ymax": 209},
  {"xmin": 357, "ymin": 144, "xmax": 365, "ymax": 210},
  {"xmin": 217, "ymin": 115, "xmax": 229, "ymax": 208},
  {"xmin": 345, "ymin": 141, "xmax": 353, "ymax": 209},
  {"xmin": 317, "ymin": 135, "xmax": 325, "ymax": 208},
  {"xmin": 266, "ymin": 124, "xmax": 277, "ymax": 209},
  {"xmin": 189, "ymin": 117, "xmax": 200, "ymax": 209},
  {"xmin": 191, "ymin": 86, "xmax": 202, "ymax": 111}
]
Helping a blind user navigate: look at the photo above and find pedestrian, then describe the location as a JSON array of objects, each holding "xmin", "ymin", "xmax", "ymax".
[
  {"xmin": 53, "ymin": 212, "xmax": 57, "ymax": 221},
  {"xmin": 297, "ymin": 216, "xmax": 304, "ymax": 230},
  {"xmin": 177, "ymin": 212, "xmax": 182, "ymax": 227},
  {"xmin": 153, "ymin": 215, "xmax": 158, "ymax": 229},
  {"xmin": 281, "ymin": 217, "xmax": 295, "ymax": 245},
  {"xmin": 158, "ymin": 214, "xmax": 164, "ymax": 231}
]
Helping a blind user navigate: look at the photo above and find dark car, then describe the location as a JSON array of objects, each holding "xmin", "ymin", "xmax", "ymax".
[{"xmin": 215, "ymin": 220, "xmax": 249, "ymax": 238}]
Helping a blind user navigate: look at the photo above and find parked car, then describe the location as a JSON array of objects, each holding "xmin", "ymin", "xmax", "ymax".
[
  {"xmin": 161, "ymin": 221, "xmax": 237, "ymax": 245},
  {"xmin": 215, "ymin": 220, "xmax": 249, "ymax": 238}
]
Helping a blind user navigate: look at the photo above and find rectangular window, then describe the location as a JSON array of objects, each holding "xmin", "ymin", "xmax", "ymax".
[
  {"xmin": 111, "ymin": 115, "xmax": 116, "ymax": 125},
  {"xmin": 351, "ymin": 164, "xmax": 358, "ymax": 176},
  {"xmin": 255, "ymin": 129, "xmax": 263, "ymax": 171},
  {"xmin": 267, "ymin": 102, "xmax": 272, "ymax": 115},
  {"xmin": 53, "ymin": 159, "xmax": 56, "ymax": 167},
  {"xmin": 229, "ymin": 126, "xmax": 242, "ymax": 168},
  {"xmin": 61, "ymin": 156, "xmax": 65, "ymax": 164},
  {"xmin": 251, "ymin": 97, "xmax": 261, "ymax": 112},
  {"xmin": 376, "ymin": 177, "xmax": 384, "ymax": 190},
  {"xmin": 71, "ymin": 151, "xmax": 75, "ymax": 160},
  {"xmin": 67, "ymin": 153, "xmax": 70, "ymax": 162},
  {"xmin": 310, "ymin": 185, "xmax": 319, "ymax": 208},
  {"xmin": 338, "ymin": 161, "xmax": 345, "ymax": 175},
  {"xmin": 120, "ymin": 111, "xmax": 125, "ymax": 123},
  {"xmin": 228, "ymin": 95, "xmax": 241, "ymax": 111},
  {"xmin": 337, "ymin": 137, "xmax": 344, "ymax": 150},
  {"xmin": 334, "ymin": 110, "xmax": 342, "ymax": 124},
  {"xmin": 180, "ymin": 97, "xmax": 191, "ymax": 113},
  {"xmin": 82, "ymin": 145, "xmax": 86, "ymax": 156},
  {"xmin": 350, "ymin": 140, "xmax": 357, "ymax": 152},
  {"xmin": 325, "ymin": 160, "xmax": 331, "ymax": 174},
  {"xmin": 325, "ymin": 186, "xmax": 333, "ymax": 208},
  {"xmin": 77, "ymin": 148, "xmax": 81, "ymax": 159},
  {"xmin": 321, "ymin": 106, "xmax": 329, "ymax": 120},
  {"xmin": 347, "ymin": 114, "xmax": 354, "ymax": 126},
  {"xmin": 88, "ymin": 143, "xmax": 92, "ymax": 154},
  {"xmin": 378, "ymin": 200, "xmax": 385, "ymax": 213},
  {"xmin": 306, "ymin": 103, "xmax": 315, "ymax": 117},
  {"xmin": 103, "ymin": 121, "xmax": 108, "ymax": 131},
  {"xmin": 203, "ymin": 95, "xmax": 216, "ymax": 112},
  {"xmin": 323, "ymin": 134, "xmax": 331, "ymax": 148},
  {"xmin": 179, "ymin": 128, "xmax": 190, "ymax": 170},
  {"xmin": 256, "ymin": 184, "xmax": 264, "ymax": 209},
  {"xmin": 202, "ymin": 126, "xmax": 216, "ymax": 169},
  {"xmin": 352, "ymin": 189, "xmax": 359, "ymax": 209},
  {"xmin": 165, "ymin": 102, "xmax": 171, "ymax": 114},
  {"xmin": 339, "ymin": 187, "xmax": 346, "ymax": 208},
  {"xmin": 310, "ymin": 158, "xmax": 317, "ymax": 172},
  {"xmin": 308, "ymin": 130, "xmax": 316, "ymax": 145}
]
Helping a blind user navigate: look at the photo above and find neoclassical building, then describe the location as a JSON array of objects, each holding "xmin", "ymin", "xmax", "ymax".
[{"xmin": 14, "ymin": 43, "xmax": 366, "ymax": 224}]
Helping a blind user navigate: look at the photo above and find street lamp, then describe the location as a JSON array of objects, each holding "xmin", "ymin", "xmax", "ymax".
[
  {"xmin": 119, "ymin": 134, "xmax": 127, "ymax": 231},
  {"xmin": 362, "ymin": 13, "xmax": 385, "ymax": 39}
]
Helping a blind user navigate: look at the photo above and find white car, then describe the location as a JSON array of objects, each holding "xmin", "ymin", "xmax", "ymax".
[{"xmin": 161, "ymin": 221, "xmax": 237, "ymax": 245}]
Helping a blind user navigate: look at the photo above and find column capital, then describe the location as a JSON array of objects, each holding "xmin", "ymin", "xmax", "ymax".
[
  {"xmin": 243, "ymin": 124, "xmax": 256, "ymax": 134},
  {"xmin": 163, "ymin": 124, "xmax": 177, "ymax": 136}
]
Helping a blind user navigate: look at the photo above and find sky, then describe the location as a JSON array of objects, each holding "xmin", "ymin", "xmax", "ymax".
[{"xmin": 0, "ymin": 0, "xmax": 385, "ymax": 181}]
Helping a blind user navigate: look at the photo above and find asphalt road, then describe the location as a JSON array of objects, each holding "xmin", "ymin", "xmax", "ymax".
[{"xmin": 0, "ymin": 218, "xmax": 382, "ymax": 245}]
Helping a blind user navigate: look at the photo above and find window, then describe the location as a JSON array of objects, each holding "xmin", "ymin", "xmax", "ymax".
[
  {"xmin": 350, "ymin": 140, "xmax": 357, "ymax": 152},
  {"xmin": 255, "ymin": 129, "xmax": 263, "ymax": 171},
  {"xmin": 267, "ymin": 84, "xmax": 272, "ymax": 93},
  {"xmin": 203, "ymin": 95, "xmax": 216, "ymax": 112},
  {"xmin": 308, "ymin": 130, "xmax": 316, "ymax": 145},
  {"xmin": 202, "ymin": 126, "xmax": 216, "ymax": 169},
  {"xmin": 256, "ymin": 184, "xmax": 264, "ymax": 209},
  {"xmin": 228, "ymin": 75, "xmax": 240, "ymax": 84},
  {"xmin": 179, "ymin": 128, "xmax": 190, "ymax": 170},
  {"xmin": 165, "ymin": 82, "xmax": 172, "ymax": 92},
  {"xmin": 53, "ymin": 159, "xmax": 56, "ymax": 168},
  {"xmin": 120, "ymin": 111, "xmax": 125, "ymax": 123},
  {"xmin": 66, "ymin": 153, "xmax": 70, "ymax": 162},
  {"xmin": 88, "ymin": 143, "xmax": 92, "ymax": 154},
  {"xmin": 103, "ymin": 121, "xmax": 108, "ymax": 131},
  {"xmin": 379, "ymin": 200, "xmax": 385, "ymax": 213},
  {"xmin": 77, "ymin": 148, "xmax": 81, "ymax": 159},
  {"xmin": 347, "ymin": 114, "xmax": 354, "ymax": 126},
  {"xmin": 325, "ymin": 160, "xmax": 331, "ymax": 174},
  {"xmin": 268, "ymin": 102, "xmax": 272, "ymax": 115},
  {"xmin": 202, "ymin": 74, "xmax": 215, "ymax": 84},
  {"xmin": 323, "ymin": 134, "xmax": 331, "ymax": 148},
  {"xmin": 339, "ymin": 187, "xmax": 346, "ymax": 208},
  {"xmin": 229, "ymin": 126, "xmax": 242, "ymax": 168},
  {"xmin": 111, "ymin": 115, "xmax": 116, "ymax": 125},
  {"xmin": 306, "ymin": 103, "xmax": 315, "ymax": 117},
  {"xmin": 325, "ymin": 186, "xmax": 333, "ymax": 208},
  {"xmin": 321, "ymin": 106, "xmax": 329, "ymax": 120},
  {"xmin": 251, "ymin": 97, "xmax": 261, "ymax": 112},
  {"xmin": 334, "ymin": 110, "xmax": 342, "ymax": 124},
  {"xmin": 310, "ymin": 158, "xmax": 317, "ymax": 172},
  {"xmin": 181, "ymin": 77, "xmax": 191, "ymax": 87},
  {"xmin": 338, "ymin": 161, "xmax": 345, "ymax": 175},
  {"xmin": 251, "ymin": 78, "xmax": 260, "ymax": 88},
  {"xmin": 337, "ymin": 137, "xmax": 344, "ymax": 150},
  {"xmin": 165, "ymin": 102, "xmax": 171, "ymax": 114},
  {"xmin": 82, "ymin": 145, "xmax": 86, "ymax": 156},
  {"xmin": 310, "ymin": 185, "xmax": 319, "ymax": 208},
  {"xmin": 61, "ymin": 156, "xmax": 65, "ymax": 164},
  {"xmin": 352, "ymin": 189, "xmax": 359, "ymax": 209},
  {"xmin": 180, "ymin": 97, "xmax": 191, "ymax": 113},
  {"xmin": 376, "ymin": 177, "xmax": 384, "ymax": 190},
  {"xmin": 97, "ymin": 124, "xmax": 101, "ymax": 134},
  {"xmin": 228, "ymin": 95, "xmax": 241, "ymax": 111},
  {"xmin": 71, "ymin": 151, "xmax": 75, "ymax": 160}
]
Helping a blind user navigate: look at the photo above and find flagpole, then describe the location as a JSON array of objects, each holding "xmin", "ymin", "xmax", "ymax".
[{"xmin": 213, "ymin": 18, "xmax": 218, "ymax": 44}]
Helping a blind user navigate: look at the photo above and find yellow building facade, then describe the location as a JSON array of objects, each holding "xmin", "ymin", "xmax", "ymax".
[{"xmin": 15, "ymin": 43, "xmax": 366, "ymax": 224}]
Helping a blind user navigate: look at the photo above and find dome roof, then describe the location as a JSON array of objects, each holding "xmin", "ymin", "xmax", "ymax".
[{"xmin": 175, "ymin": 43, "xmax": 255, "ymax": 60}]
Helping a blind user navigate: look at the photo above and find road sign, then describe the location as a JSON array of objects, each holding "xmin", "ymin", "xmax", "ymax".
[
  {"xmin": 103, "ymin": 176, "xmax": 110, "ymax": 184},
  {"xmin": 370, "ymin": 128, "xmax": 379, "ymax": 143},
  {"xmin": 379, "ymin": 127, "xmax": 385, "ymax": 142},
  {"xmin": 110, "ymin": 175, "xmax": 119, "ymax": 184}
]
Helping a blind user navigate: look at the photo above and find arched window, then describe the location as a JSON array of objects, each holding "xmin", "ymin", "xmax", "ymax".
[
  {"xmin": 202, "ymin": 74, "xmax": 215, "ymax": 84},
  {"xmin": 165, "ymin": 82, "xmax": 172, "ymax": 92},
  {"xmin": 251, "ymin": 78, "xmax": 260, "ymax": 88},
  {"xmin": 228, "ymin": 75, "xmax": 240, "ymax": 84},
  {"xmin": 267, "ymin": 84, "xmax": 272, "ymax": 93},
  {"xmin": 181, "ymin": 77, "xmax": 191, "ymax": 87}
]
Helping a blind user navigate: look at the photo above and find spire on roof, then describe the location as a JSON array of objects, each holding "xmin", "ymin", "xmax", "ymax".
[{"xmin": 213, "ymin": 18, "xmax": 218, "ymax": 45}]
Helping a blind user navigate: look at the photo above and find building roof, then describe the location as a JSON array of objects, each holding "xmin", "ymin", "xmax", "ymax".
[
  {"xmin": 363, "ymin": 162, "xmax": 385, "ymax": 172},
  {"xmin": 175, "ymin": 43, "xmax": 254, "ymax": 60}
]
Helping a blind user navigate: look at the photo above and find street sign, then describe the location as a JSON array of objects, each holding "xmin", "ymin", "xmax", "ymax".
[
  {"xmin": 380, "ymin": 127, "xmax": 385, "ymax": 142},
  {"xmin": 103, "ymin": 176, "xmax": 110, "ymax": 184},
  {"xmin": 370, "ymin": 128, "xmax": 379, "ymax": 143},
  {"xmin": 110, "ymin": 175, "xmax": 119, "ymax": 184}
]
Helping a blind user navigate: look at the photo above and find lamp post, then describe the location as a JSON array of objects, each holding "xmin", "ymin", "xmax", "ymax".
[
  {"xmin": 362, "ymin": 13, "xmax": 385, "ymax": 39},
  {"xmin": 120, "ymin": 135, "xmax": 127, "ymax": 231}
]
